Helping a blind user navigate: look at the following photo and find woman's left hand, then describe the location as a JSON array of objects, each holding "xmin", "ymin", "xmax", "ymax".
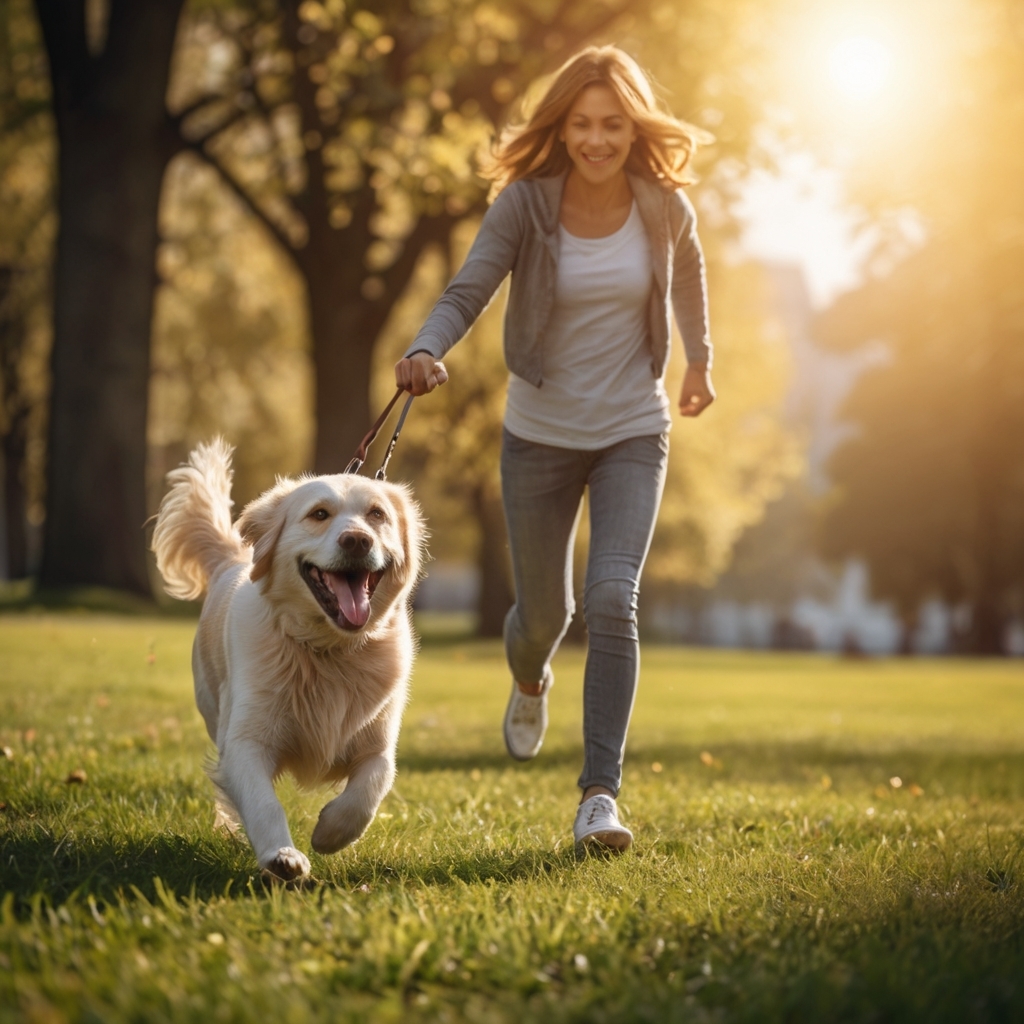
[{"xmin": 678, "ymin": 362, "xmax": 715, "ymax": 417}]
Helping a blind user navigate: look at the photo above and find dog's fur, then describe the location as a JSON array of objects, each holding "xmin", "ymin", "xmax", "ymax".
[{"xmin": 152, "ymin": 440, "xmax": 425, "ymax": 881}]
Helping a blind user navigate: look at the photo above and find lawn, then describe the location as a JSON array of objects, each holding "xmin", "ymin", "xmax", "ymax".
[{"xmin": 1, "ymin": 613, "xmax": 1023, "ymax": 1023}]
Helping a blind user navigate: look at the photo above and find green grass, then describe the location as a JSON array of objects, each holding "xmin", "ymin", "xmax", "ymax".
[{"xmin": 1, "ymin": 614, "xmax": 1023, "ymax": 1023}]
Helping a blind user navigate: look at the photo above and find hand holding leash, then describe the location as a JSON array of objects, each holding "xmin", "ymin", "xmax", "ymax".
[{"xmin": 395, "ymin": 352, "xmax": 448, "ymax": 395}]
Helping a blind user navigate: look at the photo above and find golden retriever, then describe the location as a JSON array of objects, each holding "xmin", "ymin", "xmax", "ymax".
[{"xmin": 152, "ymin": 440, "xmax": 425, "ymax": 881}]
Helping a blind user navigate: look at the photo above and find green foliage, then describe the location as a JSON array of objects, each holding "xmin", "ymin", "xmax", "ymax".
[
  {"xmin": 815, "ymin": 0, "xmax": 1024, "ymax": 650},
  {"xmin": 150, "ymin": 155, "xmax": 314, "ymax": 510},
  {"xmin": 3, "ymin": 614, "xmax": 1024, "ymax": 1022}
]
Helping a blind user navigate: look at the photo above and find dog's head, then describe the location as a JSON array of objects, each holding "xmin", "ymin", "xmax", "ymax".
[{"xmin": 236, "ymin": 473, "xmax": 425, "ymax": 645}]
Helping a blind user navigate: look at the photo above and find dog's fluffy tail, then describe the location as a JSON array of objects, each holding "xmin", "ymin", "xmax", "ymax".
[{"xmin": 152, "ymin": 439, "xmax": 247, "ymax": 600}]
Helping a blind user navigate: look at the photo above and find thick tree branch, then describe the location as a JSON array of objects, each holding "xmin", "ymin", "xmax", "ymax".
[
  {"xmin": 179, "ymin": 137, "xmax": 300, "ymax": 269},
  {"xmin": 380, "ymin": 209, "xmax": 457, "ymax": 301}
]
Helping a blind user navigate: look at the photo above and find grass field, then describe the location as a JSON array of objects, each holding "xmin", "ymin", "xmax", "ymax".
[{"xmin": 2, "ymin": 613, "xmax": 1023, "ymax": 1023}]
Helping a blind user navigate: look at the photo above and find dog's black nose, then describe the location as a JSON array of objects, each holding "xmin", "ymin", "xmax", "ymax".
[{"xmin": 339, "ymin": 530, "xmax": 372, "ymax": 555}]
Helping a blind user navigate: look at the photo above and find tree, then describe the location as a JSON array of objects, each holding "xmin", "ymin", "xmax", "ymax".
[
  {"xmin": 34, "ymin": 0, "xmax": 186, "ymax": 594},
  {"xmin": 814, "ymin": 0, "xmax": 1024, "ymax": 654},
  {"xmin": 170, "ymin": 0, "xmax": 673, "ymax": 474},
  {"xmin": 817, "ymin": 239, "xmax": 1024, "ymax": 654},
  {"xmin": 0, "ymin": 0, "xmax": 54, "ymax": 580}
]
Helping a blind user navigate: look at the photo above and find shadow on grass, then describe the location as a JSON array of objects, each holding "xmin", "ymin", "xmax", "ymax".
[
  {"xmin": 0, "ymin": 825, "xmax": 583, "ymax": 911},
  {"xmin": 0, "ymin": 827, "xmax": 258, "ymax": 909}
]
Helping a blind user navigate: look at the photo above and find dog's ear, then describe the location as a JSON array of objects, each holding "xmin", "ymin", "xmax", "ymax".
[
  {"xmin": 237, "ymin": 483, "xmax": 292, "ymax": 584},
  {"xmin": 385, "ymin": 483, "xmax": 428, "ymax": 587}
]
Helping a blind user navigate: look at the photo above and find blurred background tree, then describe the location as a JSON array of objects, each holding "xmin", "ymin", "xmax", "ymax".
[
  {"xmin": 0, "ymin": 0, "xmax": 54, "ymax": 581},
  {"xmin": 33, "ymin": 0, "xmax": 186, "ymax": 595},
  {"xmin": 814, "ymin": 0, "xmax": 1024, "ymax": 653}
]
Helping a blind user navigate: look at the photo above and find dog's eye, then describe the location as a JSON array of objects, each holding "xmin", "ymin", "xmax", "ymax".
[
  {"xmin": 366, "ymin": 507, "xmax": 387, "ymax": 522},
  {"xmin": 308, "ymin": 508, "xmax": 330, "ymax": 522}
]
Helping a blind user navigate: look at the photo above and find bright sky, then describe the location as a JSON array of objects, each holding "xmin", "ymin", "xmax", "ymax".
[
  {"xmin": 732, "ymin": 5, "xmax": 926, "ymax": 309},
  {"xmin": 734, "ymin": 153, "xmax": 874, "ymax": 309}
]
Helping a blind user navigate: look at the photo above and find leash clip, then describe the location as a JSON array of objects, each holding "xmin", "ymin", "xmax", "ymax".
[{"xmin": 344, "ymin": 387, "xmax": 415, "ymax": 481}]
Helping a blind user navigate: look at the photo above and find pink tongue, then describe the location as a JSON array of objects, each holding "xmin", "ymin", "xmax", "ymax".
[{"xmin": 325, "ymin": 571, "xmax": 371, "ymax": 627}]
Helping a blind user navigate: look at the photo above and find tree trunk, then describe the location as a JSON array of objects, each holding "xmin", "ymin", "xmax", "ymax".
[
  {"xmin": 473, "ymin": 483, "xmax": 513, "ymax": 638},
  {"xmin": 34, "ymin": 0, "xmax": 184, "ymax": 593},
  {"xmin": 1, "ymin": 405, "xmax": 29, "ymax": 580},
  {"xmin": 309, "ymin": 295, "xmax": 380, "ymax": 473},
  {"xmin": 0, "ymin": 265, "xmax": 29, "ymax": 578},
  {"xmin": 966, "ymin": 596, "xmax": 1006, "ymax": 656}
]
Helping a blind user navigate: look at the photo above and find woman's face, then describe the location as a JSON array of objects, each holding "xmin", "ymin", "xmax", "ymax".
[{"xmin": 560, "ymin": 84, "xmax": 637, "ymax": 187}]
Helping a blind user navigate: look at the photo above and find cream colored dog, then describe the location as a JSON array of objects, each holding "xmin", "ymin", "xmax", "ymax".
[{"xmin": 152, "ymin": 440, "xmax": 425, "ymax": 881}]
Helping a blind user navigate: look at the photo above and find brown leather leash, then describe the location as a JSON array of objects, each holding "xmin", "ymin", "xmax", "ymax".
[{"xmin": 344, "ymin": 387, "xmax": 415, "ymax": 480}]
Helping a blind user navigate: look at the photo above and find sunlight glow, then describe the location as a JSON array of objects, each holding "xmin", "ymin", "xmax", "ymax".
[{"xmin": 828, "ymin": 35, "xmax": 892, "ymax": 100}]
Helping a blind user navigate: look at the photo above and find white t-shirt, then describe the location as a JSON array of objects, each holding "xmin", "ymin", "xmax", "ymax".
[{"xmin": 504, "ymin": 201, "xmax": 671, "ymax": 450}]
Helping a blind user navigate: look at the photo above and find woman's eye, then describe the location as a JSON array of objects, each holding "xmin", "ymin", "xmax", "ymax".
[{"xmin": 310, "ymin": 509, "xmax": 330, "ymax": 521}]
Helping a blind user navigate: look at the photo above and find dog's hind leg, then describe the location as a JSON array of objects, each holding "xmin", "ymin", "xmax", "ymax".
[
  {"xmin": 311, "ymin": 751, "xmax": 396, "ymax": 854},
  {"xmin": 212, "ymin": 742, "xmax": 311, "ymax": 881}
]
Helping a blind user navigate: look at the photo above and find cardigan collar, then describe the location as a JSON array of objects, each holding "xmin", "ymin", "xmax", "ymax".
[
  {"xmin": 531, "ymin": 171, "xmax": 672, "ymax": 294},
  {"xmin": 534, "ymin": 171, "xmax": 670, "ymax": 230}
]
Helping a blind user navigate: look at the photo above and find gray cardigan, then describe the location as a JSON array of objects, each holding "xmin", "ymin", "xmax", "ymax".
[{"xmin": 405, "ymin": 171, "xmax": 712, "ymax": 385}]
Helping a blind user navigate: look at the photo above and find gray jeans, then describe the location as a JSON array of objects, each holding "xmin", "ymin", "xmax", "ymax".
[{"xmin": 500, "ymin": 428, "xmax": 669, "ymax": 796}]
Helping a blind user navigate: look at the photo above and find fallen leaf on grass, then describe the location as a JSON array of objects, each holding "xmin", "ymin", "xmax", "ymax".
[
  {"xmin": 66, "ymin": 769, "xmax": 87, "ymax": 785},
  {"xmin": 909, "ymin": 783, "xmax": 924, "ymax": 797},
  {"xmin": 651, "ymin": 762, "xmax": 663, "ymax": 773},
  {"xmin": 700, "ymin": 751, "xmax": 714, "ymax": 766}
]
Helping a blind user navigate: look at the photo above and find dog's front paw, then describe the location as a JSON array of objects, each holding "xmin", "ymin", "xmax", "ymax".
[
  {"xmin": 261, "ymin": 846, "xmax": 311, "ymax": 882},
  {"xmin": 311, "ymin": 800, "xmax": 374, "ymax": 855}
]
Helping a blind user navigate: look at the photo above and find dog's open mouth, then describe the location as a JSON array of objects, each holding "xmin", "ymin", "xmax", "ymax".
[{"xmin": 301, "ymin": 562, "xmax": 386, "ymax": 630}]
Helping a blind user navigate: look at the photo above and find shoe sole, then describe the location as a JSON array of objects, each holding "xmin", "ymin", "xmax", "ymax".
[{"xmin": 577, "ymin": 830, "xmax": 633, "ymax": 853}]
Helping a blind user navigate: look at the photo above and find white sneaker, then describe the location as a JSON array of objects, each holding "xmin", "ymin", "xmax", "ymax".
[
  {"xmin": 502, "ymin": 677, "xmax": 550, "ymax": 761},
  {"xmin": 573, "ymin": 794, "xmax": 633, "ymax": 852}
]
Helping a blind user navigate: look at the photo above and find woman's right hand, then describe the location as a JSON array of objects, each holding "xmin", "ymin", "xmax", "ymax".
[{"xmin": 395, "ymin": 352, "xmax": 449, "ymax": 395}]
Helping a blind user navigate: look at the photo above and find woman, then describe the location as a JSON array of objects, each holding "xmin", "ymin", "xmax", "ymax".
[{"xmin": 395, "ymin": 46, "xmax": 715, "ymax": 852}]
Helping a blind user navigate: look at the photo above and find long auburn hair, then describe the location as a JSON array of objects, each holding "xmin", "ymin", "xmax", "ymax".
[{"xmin": 481, "ymin": 46, "xmax": 713, "ymax": 195}]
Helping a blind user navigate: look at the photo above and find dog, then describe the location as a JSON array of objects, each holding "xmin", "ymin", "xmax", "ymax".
[{"xmin": 151, "ymin": 439, "xmax": 426, "ymax": 881}]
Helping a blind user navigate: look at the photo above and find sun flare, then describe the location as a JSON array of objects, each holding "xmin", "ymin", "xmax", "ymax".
[{"xmin": 828, "ymin": 35, "xmax": 892, "ymax": 100}]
